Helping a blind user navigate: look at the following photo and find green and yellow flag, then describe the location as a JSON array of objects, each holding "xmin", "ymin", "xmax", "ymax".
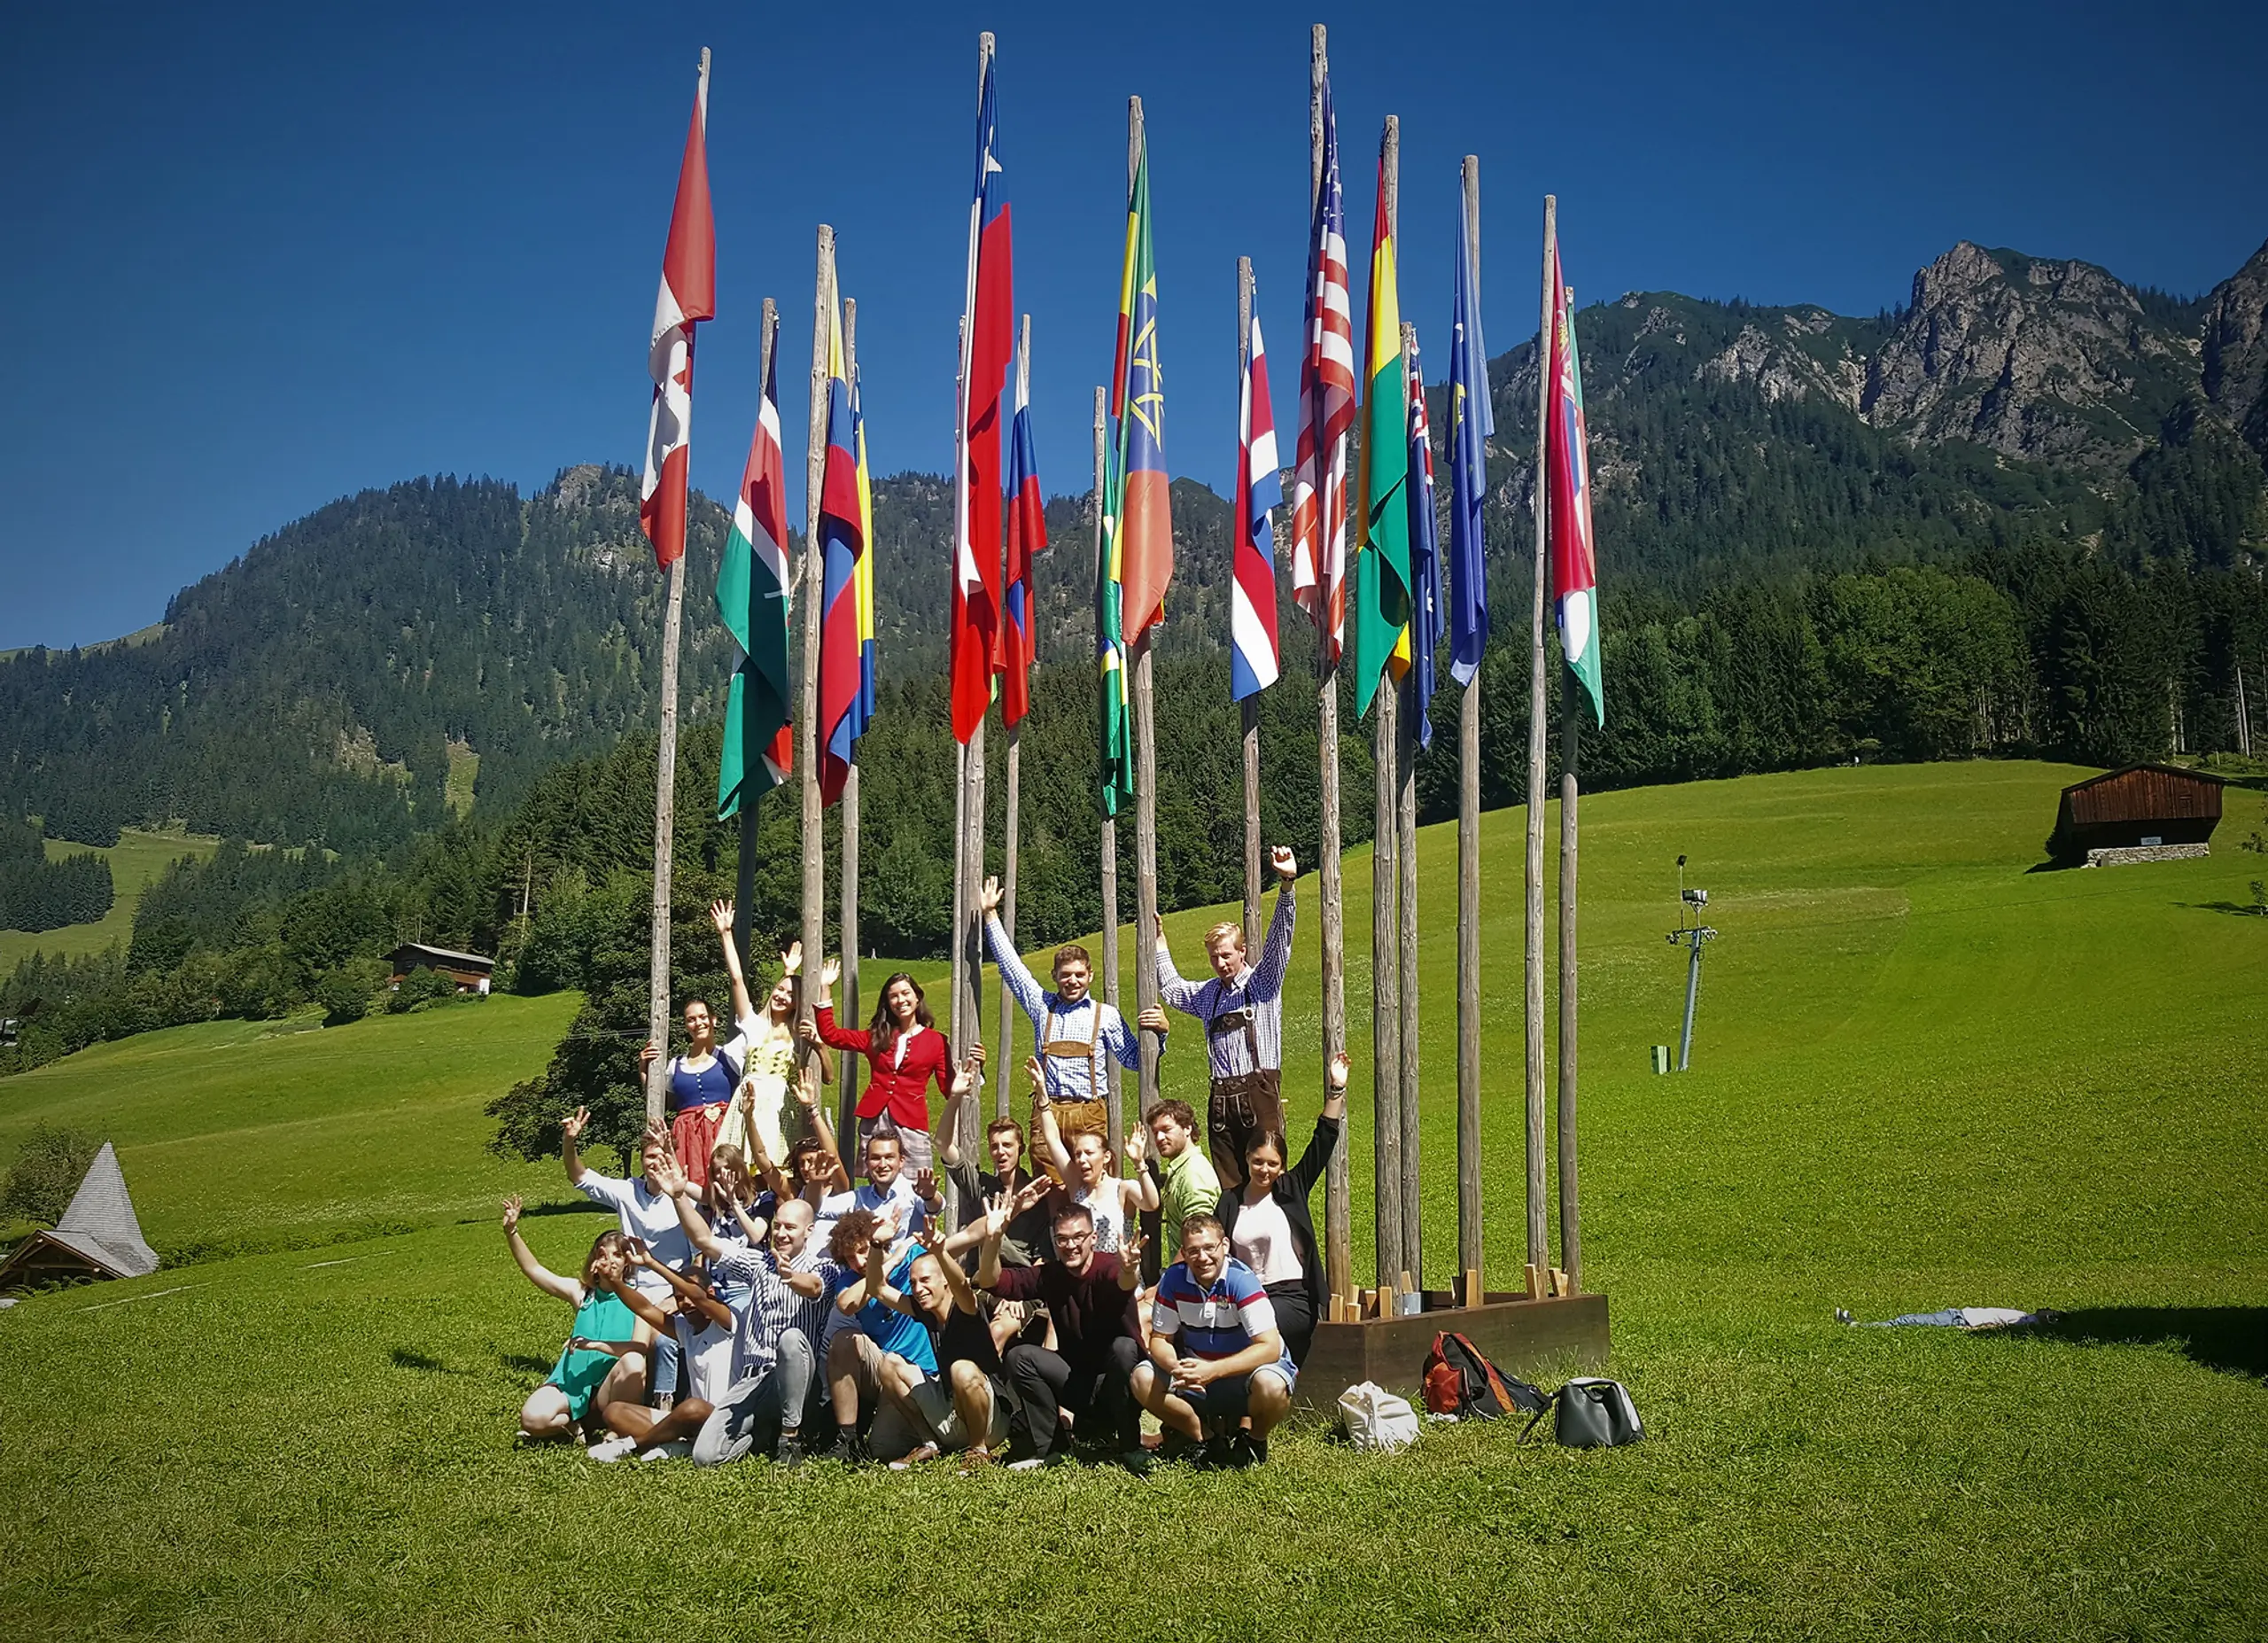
[{"xmin": 1349, "ymin": 141, "xmax": 1410, "ymax": 715}]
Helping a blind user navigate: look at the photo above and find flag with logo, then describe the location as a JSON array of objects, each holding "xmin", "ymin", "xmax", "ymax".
[
  {"xmin": 639, "ymin": 68, "xmax": 716, "ymax": 569},
  {"xmin": 1112, "ymin": 137, "xmax": 1173, "ymax": 647},
  {"xmin": 717, "ymin": 321, "xmax": 795, "ymax": 818},
  {"xmin": 1545, "ymin": 245, "xmax": 1603, "ymax": 725},
  {"xmin": 1232, "ymin": 311, "xmax": 1283, "ymax": 701},
  {"xmin": 1348, "ymin": 141, "xmax": 1410, "ymax": 715},
  {"xmin": 1446, "ymin": 186, "xmax": 1492, "ymax": 686},
  {"xmin": 817, "ymin": 302, "xmax": 869, "ymax": 803}
]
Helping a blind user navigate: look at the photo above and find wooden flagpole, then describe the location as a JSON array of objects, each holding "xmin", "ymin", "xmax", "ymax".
[
  {"xmin": 1129, "ymin": 95, "xmax": 1162, "ymax": 1128},
  {"xmin": 1455, "ymin": 156, "xmax": 1484, "ymax": 1297},
  {"xmin": 952, "ymin": 37, "xmax": 994, "ymax": 1174},
  {"xmin": 732, "ymin": 296, "xmax": 779, "ymax": 982},
  {"xmin": 1371, "ymin": 113, "xmax": 1405, "ymax": 1294},
  {"xmin": 998, "ymin": 314, "xmax": 1032, "ymax": 1117},
  {"xmin": 839, "ymin": 298, "xmax": 863, "ymax": 1134},
  {"xmin": 1238, "ymin": 258, "xmax": 1263, "ymax": 942},
  {"xmin": 1095, "ymin": 384, "xmax": 1124, "ymax": 1158},
  {"xmin": 645, "ymin": 50, "xmax": 709, "ymax": 1124},
  {"xmin": 1311, "ymin": 23, "xmax": 1351, "ymax": 1309},
  {"xmin": 1396, "ymin": 318, "xmax": 1423, "ymax": 1289},
  {"xmin": 1559, "ymin": 669, "xmax": 1581, "ymax": 1289},
  {"xmin": 1523, "ymin": 198, "xmax": 1553, "ymax": 1273},
  {"xmin": 800, "ymin": 227, "xmax": 834, "ymax": 1110}
]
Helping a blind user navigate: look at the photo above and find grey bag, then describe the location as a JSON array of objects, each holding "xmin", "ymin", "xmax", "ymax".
[{"xmin": 1525, "ymin": 1377, "xmax": 1643, "ymax": 1447}]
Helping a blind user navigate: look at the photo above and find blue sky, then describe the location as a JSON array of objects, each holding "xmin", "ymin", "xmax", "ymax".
[{"xmin": 4, "ymin": 0, "xmax": 2263, "ymax": 650}]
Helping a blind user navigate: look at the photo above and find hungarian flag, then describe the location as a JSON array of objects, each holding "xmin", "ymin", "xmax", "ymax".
[
  {"xmin": 716, "ymin": 320, "xmax": 794, "ymax": 818},
  {"xmin": 1289, "ymin": 74, "xmax": 1353, "ymax": 663},
  {"xmin": 1545, "ymin": 245, "xmax": 1604, "ymax": 725},
  {"xmin": 1348, "ymin": 141, "xmax": 1410, "ymax": 716},
  {"xmin": 1112, "ymin": 136, "xmax": 1172, "ymax": 648},
  {"xmin": 817, "ymin": 301, "xmax": 870, "ymax": 804},
  {"xmin": 1446, "ymin": 183, "xmax": 1493, "ymax": 687},
  {"xmin": 1231, "ymin": 310, "xmax": 1283, "ymax": 702},
  {"xmin": 1001, "ymin": 338, "xmax": 1046, "ymax": 729},
  {"xmin": 639, "ymin": 66, "xmax": 716, "ymax": 571},
  {"xmin": 952, "ymin": 52, "xmax": 1013, "ymax": 744},
  {"xmin": 1404, "ymin": 336, "xmax": 1443, "ymax": 749}
]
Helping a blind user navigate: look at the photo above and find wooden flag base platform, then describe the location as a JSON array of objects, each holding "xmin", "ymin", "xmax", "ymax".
[{"xmin": 1295, "ymin": 1290, "xmax": 1610, "ymax": 1413}]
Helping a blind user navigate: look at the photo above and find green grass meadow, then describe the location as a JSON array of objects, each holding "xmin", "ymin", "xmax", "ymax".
[
  {"xmin": 0, "ymin": 826, "xmax": 219, "ymax": 969},
  {"xmin": 2, "ymin": 761, "xmax": 2264, "ymax": 1640}
]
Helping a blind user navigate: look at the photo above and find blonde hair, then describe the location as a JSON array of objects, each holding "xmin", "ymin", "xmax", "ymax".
[{"xmin": 1203, "ymin": 921, "xmax": 1247, "ymax": 954}]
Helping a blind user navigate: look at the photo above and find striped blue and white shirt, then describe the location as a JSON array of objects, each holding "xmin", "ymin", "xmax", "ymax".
[{"xmin": 1152, "ymin": 1257, "xmax": 1286, "ymax": 1366}]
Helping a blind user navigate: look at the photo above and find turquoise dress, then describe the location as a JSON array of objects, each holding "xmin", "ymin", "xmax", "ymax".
[{"xmin": 546, "ymin": 1289, "xmax": 639, "ymax": 1419}]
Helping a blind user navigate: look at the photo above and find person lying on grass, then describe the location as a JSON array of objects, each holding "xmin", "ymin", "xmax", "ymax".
[
  {"xmin": 823, "ymin": 1206, "xmax": 941, "ymax": 1466},
  {"xmin": 563, "ymin": 1108, "xmax": 694, "ymax": 1404},
  {"xmin": 501, "ymin": 1197, "xmax": 649, "ymax": 1444},
  {"xmin": 1031, "ymin": 1059, "xmax": 1159, "ymax": 1257},
  {"xmin": 858, "ymin": 1226, "xmax": 1017, "ymax": 1469},
  {"xmin": 1132, "ymin": 1212, "xmax": 1294, "ymax": 1469},
  {"xmin": 663, "ymin": 1161, "xmax": 842, "ymax": 1468},
  {"xmin": 585, "ymin": 1238, "xmax": 742, "ymax": 1462},
  {"xmin": 975, "ymin": 1197, "xmax": 1147, "ymax": 1470},
  {"xmin": 1215, "ymin": 1049, "xmax": 1348, "ymax": 1370}
]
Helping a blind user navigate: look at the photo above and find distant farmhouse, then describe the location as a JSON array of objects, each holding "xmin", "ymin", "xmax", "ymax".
[
  {"xmin": 2049, "ymin": 764, "xmax": 2225, "ymax": 868},
  {"xmin": 0, "ymin": 1143, "xmax": 159, "ymax": 1289},
  {"xmin": 385, "ymin": 942, "xmax": 493, "ymax": 995}
]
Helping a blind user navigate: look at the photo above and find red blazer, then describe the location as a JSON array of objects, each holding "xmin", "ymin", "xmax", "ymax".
[{"xmin": 813, "ymin": 1006, "xmax": 953, "ymax": 1132}]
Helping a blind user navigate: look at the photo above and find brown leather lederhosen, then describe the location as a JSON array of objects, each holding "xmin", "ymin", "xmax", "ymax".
[
  {"xmin": 1039, "ymin": 999, "xmax": 1109, "ymax": 1184},
  {"xmin": 1204, "ymin": 997, "xmax": 1283, "ymax": 1191}
]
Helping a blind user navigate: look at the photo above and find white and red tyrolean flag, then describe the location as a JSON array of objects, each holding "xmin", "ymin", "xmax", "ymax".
[{"xmin": 640, "ymin": 62, "xmax": 718, "ymax": 570}]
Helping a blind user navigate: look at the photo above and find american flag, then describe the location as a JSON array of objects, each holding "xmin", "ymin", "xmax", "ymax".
[{"xmin": 1288, "ymin": 73, "xmax": 1353, "ymax": 662}]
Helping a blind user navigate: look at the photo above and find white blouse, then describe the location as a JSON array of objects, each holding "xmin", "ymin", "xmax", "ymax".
[{"xmin": 1231, "ymin": 1191, "xmax": 1301, "ymax": 1285}]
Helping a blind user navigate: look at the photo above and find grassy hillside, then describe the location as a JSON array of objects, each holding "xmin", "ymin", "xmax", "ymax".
[
  {"xmin": 0, "ymin": 826, "xmax": 218, "ymax": 969},
  {"xmin": 1, "ymin": 762, "xmax": 2262, "ymax": 1640}
]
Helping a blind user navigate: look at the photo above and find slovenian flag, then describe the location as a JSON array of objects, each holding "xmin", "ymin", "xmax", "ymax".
[
  {"xmin": 1231, "ymin": 311, "xmax": 1283, "ymax": 701},
  {"xmin": 1545, "ymin": 244, "xmax": 1603, "ymax": 726},
  {"xmin": 1001, "ymin": 333, "xmax": 1046, "ymax": 729},
  {"xmin": 638, "ymin": 64, "xmax": 716, "ymax": 570},
  {"xmin": 716, "ymin": 315, "xmax": 794, "ymax": 818}
]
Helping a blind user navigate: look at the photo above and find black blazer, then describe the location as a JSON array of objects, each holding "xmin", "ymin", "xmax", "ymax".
[{"xmin": 1215, "ymin": 1112, "xmax": 1340, "ymax": 1324}]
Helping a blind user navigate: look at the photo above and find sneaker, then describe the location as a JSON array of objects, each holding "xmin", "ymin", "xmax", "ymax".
[
  {"xmin": 1156, "ymin": 1429, "xmax": 1201, "ymax": 1466},
  {"xmin": 1835, "ymin": 1307, "xmax": 1854, "ymax": 1325},
  {"xmin": 1220, "ymin": 1432, "xmax": 1260, "ymax": 1470},
  {"xmin": 835, "ymin": 1435, "xmax": 872, "ymax": 1468},
  {"xmin": 773, "ymin": 1435, "xmax": 805, "ymax": 1469},
  {"xmin": 586, "ymin": 1436, "xmax": 639, "ymax": 1463},
  {"xmin": 638, "ymin": 1440, "xmax": 691, "ymax": 1462},
  {"xmin": 1114, "ymin": 1450, "xmax": 1153, "ymax": 1477},
  {"xmin": 1006, "ymin": 1457, "xmax": 1047, "ymax": 1473},
  {"xmin": 1247, "ymin": 1435, "xmax": 1270, "ymax": 1467}
]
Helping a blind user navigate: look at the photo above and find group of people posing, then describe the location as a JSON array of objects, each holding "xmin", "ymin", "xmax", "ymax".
[{"xmin": 507, "ymin": 849, "xmax": 1348, "ymax": 1471}]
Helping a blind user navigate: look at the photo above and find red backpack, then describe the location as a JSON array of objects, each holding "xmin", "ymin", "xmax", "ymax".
[{"xmin": 1422, "ymin": 1331, "xmax": 1549, "ymax": 1420}]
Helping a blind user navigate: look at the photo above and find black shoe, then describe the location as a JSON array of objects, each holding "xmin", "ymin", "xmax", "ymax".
[
  {"xmin": 774, "ymin": 1435, "xmax": 805, "ymax": 1469},
  {"xmin": 1115, "ymin": 1450, "xmax": 1153, "ymax": 1477},
  {"xmin": 1247, "ymin": 1434, "xmax": 1269, "ymax": 1466},
  {"xmin": 835, "ymin": 1434, "xmax": 871, "ymax": 1468},
  {"xmin": 1221, "ymin": 1432, "xmax": 1260, "ymax": 1470}
]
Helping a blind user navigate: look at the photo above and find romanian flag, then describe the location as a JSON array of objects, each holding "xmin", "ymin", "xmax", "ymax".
[
  {"xmin": 1112, "ymin": 138, "xmax": 1172, "ymax": 647},
  {"xmin": 1001, "ymin": 334, "xmax": 1046, "ymax": 729},
  {"xmin": 1348, "ymin": 142, "xmax": 1410, "ymax": 715},
  {"xmin": 817, "ymin": 300, "xmax": 869, "ymax": 804},
  {"xmin": 716, "ymin": 314, "xmax": 794, "ymax": 818},
  {"xmin": 638, "ymin": 64, "xmax": 716, "ymax": 570},
  {"xmin": 1545, "ymin": 245, "xmax": 1604, "ymax": 726},
  {"xmin": 952, "ymin": 51, "xmax": 1014, "ymax": 744}
]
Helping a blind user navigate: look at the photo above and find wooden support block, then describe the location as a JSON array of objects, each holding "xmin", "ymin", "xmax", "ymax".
[
  {"xmin": 1463, "ymin": 1268, "xmax": 1482, "ymax": 1309},
  {"xmin": 1524, "ymin": 1263, "xmax": 1544, "ymax": 1300},
  {"xmin": 1550, "ymin": 1267, "xmax": 1570, "ymax": 1298}
]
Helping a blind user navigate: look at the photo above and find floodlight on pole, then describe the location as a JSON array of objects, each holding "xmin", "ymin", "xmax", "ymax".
[{"xmin": 1667, "ymin": 856, "xmax": 1716, "ymax": 1071}]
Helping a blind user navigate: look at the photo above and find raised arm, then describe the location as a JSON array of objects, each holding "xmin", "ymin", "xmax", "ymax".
[
  {"xmin": 1151, "ymin": 916, "xmax": 1204, "ymax": 1014},
  {"xmin": 1287, "ymin": 1051, "xmax": 1349, "ymax": 1198},
  {"xmin": 711, "ymin": 899, "xmax": 757, "ymax": 1027},
  {"xmin": 981, "ymin": 877, "xmax": 1048, "ymax": 1026},
  {"xmin": 633, "ymin": 1241, "xmax": 734, "ymax": 1332},
  {"xmin": 560, "ymin": 1107, "xmax": 593, "ymax": 1187},
  {"xmin": 658, "ymin": 1159, "xmax": 728, "ymax": 1261},
  {"xmin": 1250, "ymin": 852, "xmax": 1298, "ymax": 1001},
  {"xmin": 970, "ymin": 1192, "xmax": 1013, "ymax": 1289},
  {"xmin": 934, "ymin": 1240, "xmax": 983, "ymax": 1316},
  {"xmin": 501, "ymin": 1197, "xmax": 579, "ymax": 1304},
  {"xmin": 791, "ymin": 1063, "xmax": 853, "ymax": 1194},
  {"xmin": 1028, "ymin": 1062, "xmax": 1071, "ymax": 1171},
  {"xmin": 864, "ymin": 1230, "xmax": 918, "ymax": 1320}
]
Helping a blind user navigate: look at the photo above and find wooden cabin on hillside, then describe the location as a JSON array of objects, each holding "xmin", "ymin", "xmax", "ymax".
[
  {"xmin": 384, "ymin": 942, "xmax": 493, "ymax": 994},
  {"xmin": 0, "ymin": 1143, "xmax": 159, "ymax": 1289},
  {"xmin": 2048, "ymin": 764, "xmax": 2224, "ymax": 866}
]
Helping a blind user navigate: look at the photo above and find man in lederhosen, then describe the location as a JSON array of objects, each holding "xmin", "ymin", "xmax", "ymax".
[
  {"xmin": 1153, "ymin": 845, "xmax": 1297, "ymax": 1192},
  {"xmin": 979, "ymin": 875, "xmax": 1169, "ymax": 1165}
]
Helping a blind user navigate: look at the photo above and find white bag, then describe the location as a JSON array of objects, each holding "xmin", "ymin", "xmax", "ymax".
[{"xmin": 1337, "ymin": 1380, "xmax": 1421, "ymax": 1452}]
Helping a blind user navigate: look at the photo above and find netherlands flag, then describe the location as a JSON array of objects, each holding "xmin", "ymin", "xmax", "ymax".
[{"xmin": 1232, "ymin": 311, "xmax": 1283, "ymax": 701}]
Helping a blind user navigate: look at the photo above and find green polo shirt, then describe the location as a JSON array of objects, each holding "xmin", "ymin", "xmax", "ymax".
[{"xmin": 1154, "ymin": 1143, "xmax": 1223, "ymax": 1253}]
